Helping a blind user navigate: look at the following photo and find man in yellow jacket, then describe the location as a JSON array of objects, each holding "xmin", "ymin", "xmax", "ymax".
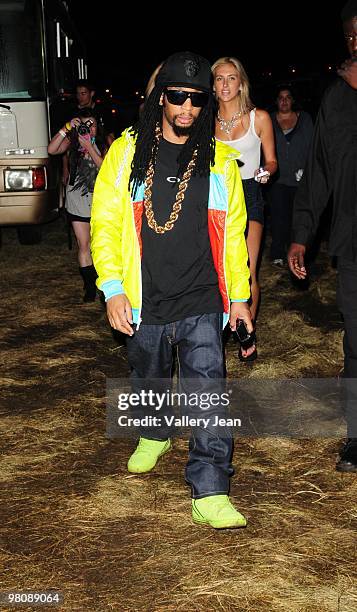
[{"xmin": 91, "ymin": 51, "xmax": 252, "ymax": 529}]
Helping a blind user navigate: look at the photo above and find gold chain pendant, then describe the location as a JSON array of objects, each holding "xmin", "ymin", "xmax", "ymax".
[{"xmin": 143, "ymin": 127, "xmax": 198, "ymax": 234}]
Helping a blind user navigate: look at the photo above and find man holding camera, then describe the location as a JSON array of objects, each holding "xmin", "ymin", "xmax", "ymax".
[
  {"xmin": 288, "ymin": 0, "xmax": 357, "ymax": 471},
  {"xmin": 91, "ymin": 51, "xmax": 253, "ymax": 528}
]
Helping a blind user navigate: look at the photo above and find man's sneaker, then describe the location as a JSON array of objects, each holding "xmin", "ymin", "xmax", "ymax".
[
  {"xmin": 272, "ymin": 258, "xmax": 285, "ymax": 267},
  {"xmin": 336, "ymin": 438, "xmax": 357, "ymax": 472},
  {"xmin": 127, "ymin": 437, "xmax": 171, "ymax": 473},
  {"xmin": 192, "ymin": 495, "xmax": 247, "ymax": 529}
]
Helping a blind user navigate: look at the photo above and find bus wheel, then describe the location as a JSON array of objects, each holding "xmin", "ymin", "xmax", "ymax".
[{"xmin": 17, "ymin": 226, "xmax": 42, "ymax": 245}]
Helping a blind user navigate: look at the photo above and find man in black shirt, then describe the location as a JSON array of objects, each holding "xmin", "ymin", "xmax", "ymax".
[
  {"xmin": 71, "ymin": 79, "xmax": 115, "ymax": 145},
  {"xmin": 288, "ymin": 0, "xmax": 357, "ymax": 471},
  {"xmin": 91, "ymin": 52, "xmax": 252, "ymax": 528},
  {"xmin": 62, "ymin": 80, "xmax": 115, "ymax": 186}
]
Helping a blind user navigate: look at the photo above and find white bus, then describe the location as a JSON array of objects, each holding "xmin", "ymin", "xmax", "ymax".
[{"xmin": 0, "ymin": 0, "xmax": 87, "ymax": 240}]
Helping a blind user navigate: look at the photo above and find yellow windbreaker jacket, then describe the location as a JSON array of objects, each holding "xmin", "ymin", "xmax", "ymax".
[{"xmin": 91, "ymin": 129, "xmax": 250, "ymax": 327}]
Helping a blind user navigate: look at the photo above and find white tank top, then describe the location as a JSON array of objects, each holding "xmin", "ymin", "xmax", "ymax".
[{"xmin": 216, "ymin": 108, "xmax": 261, "ymax": 180}]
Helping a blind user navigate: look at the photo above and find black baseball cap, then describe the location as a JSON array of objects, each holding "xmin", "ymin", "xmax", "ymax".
[{"xmin": 156, "ymin": 51, "xmax": 212, "ymax": 93}]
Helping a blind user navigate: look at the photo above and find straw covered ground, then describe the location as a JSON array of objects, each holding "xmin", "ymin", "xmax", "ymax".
[{"xmin": 1, "ymin": 217, "xmax": 356, "ymax": 611}]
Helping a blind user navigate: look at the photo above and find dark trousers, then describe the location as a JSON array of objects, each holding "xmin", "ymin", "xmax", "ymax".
[
  {"xmin": 337, "ymin": 258, "xmax": 357, "ymax": 437},
  {"xmin": 126, "ymin": 313, "xmax": 233, "ymax": 498},
  {"xmin": 269, "ymin": 183, "xmax": 297, "ymax": 260}
]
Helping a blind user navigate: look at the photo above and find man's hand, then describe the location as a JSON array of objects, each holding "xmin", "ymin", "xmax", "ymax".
[
  {"xmin": 288, "ymin": 242, "xmax": 307, "ymax": 279},
  {"xmin": 106, "ymin": 294, "xmax": 134, "ymax": 335},
  {"xmin": 337, "ymin": 59, "xmax": 357, "ymax": 90},
  {"xmin": 229, "ymin": 302, "xmax": 253, "ymax": 333}
]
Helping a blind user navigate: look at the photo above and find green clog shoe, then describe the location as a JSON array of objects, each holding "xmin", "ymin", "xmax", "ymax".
[
  {"xmin": 127, "ymin": 437, "xmax": 171, "ymax": 473},
  {"xmin": 192, "ymin": 495, "xmax": 247, "ymax": 529}
]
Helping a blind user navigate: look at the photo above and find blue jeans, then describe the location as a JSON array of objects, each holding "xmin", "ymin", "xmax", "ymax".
[{"xmin": 126, "ymin": 313, "xmax": 234, "ymax": 498}]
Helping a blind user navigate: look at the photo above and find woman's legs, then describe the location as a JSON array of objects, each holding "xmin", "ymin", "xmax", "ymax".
[
  {"xmin": 246, "ymin": 220, "xmax": 264, "ymax": 322},
  {"xmin": 242, "ymin": 220, "xmax": 264, "ymax": 358},
  {"xmin": 71, "ymin": 220, "xmax": 92, "ymax": 266},
  {"xmin": 71, "ymin": 220, "xmax": 97, "ymax": 301}
]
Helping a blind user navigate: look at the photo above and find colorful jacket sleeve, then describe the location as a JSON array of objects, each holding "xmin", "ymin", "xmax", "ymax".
[
  {"xmin": 90, "ymin": 135, "xmax": 132, "ymax": 292},
  {"xmin": 225, "ymin": 160, "xmax": 250, "ymax": 301}
]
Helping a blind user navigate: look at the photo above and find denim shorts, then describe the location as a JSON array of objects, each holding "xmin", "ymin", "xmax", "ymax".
[{"xmin": 242, "ymin": 177, "xmax": 265, "ymax": 225}]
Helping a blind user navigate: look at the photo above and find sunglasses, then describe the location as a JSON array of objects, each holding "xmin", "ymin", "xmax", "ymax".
[{"xmin": 164, "ymin": 89, "xmax": 209, "ymax": 107}]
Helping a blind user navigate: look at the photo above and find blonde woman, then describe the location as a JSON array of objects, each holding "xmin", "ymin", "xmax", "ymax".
[
  {"xmin": 139, "ymin": 62, "xmax": 164, "ymax": 116},
  {"xmin": 145, "ymin": 62, "xmax": 163, "ymax": 98},
  {"xmin": 212, "ymin": 57, "xmax": 277, "ymax": 361}
]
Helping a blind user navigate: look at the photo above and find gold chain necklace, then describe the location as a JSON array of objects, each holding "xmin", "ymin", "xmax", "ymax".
[
  {"xmin": 217, "ymin": 109, "xmax": 242, "ymax": 135},
  {"xmin": 144, "ymin": 126, "xmax": 198, "ymax": 234}
]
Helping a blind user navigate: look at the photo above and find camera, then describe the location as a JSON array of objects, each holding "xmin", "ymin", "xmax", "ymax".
[
  {"xmin": 235, "ymin": 320, "xmax": 255, "ymax": 348},
  {"xmin": 76, "ymin": 122, "xmax": 91, "ymax": 136},
  {"xmin": 254, "ymin": 167, "xmax": 270, "ymax": 182}
]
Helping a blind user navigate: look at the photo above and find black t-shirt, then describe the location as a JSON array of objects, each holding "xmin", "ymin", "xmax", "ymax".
[{"xmin": 141, "ymin": 138, "xmax": 223, "ymax": 324}]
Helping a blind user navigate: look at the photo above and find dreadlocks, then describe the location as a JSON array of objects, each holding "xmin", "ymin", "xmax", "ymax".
[
  {"xmin": 341, "ymin": 0, "xmax": 357, "ymax": 22},
  {"xmin": 129, "ymin": 84, "xmax": 216, "ymax": 199}
]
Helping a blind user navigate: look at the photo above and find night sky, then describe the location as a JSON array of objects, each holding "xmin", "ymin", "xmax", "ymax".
[{"xmin": 66, "ymin": 1, "xmax": 348, "ymax": 97}]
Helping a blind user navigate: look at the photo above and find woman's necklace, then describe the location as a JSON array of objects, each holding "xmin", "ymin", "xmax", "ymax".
[{"xmin": 217, "ymin": 109, "xmax": 242, "ymax": 135}]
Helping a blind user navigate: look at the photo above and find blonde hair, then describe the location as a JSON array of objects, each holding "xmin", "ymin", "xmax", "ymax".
[
  {"xmin": 145, "ymin": 62, "xmax": 164, "ymax": 98},
  {"xmin": 211, "ymin": 56, "xmax": 254, "ymax": 116}
]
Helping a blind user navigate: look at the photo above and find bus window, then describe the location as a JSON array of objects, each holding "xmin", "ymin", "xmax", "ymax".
[{"xmin": 0, "ymin": 0, "xmax": 45, "ymax": 100}]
